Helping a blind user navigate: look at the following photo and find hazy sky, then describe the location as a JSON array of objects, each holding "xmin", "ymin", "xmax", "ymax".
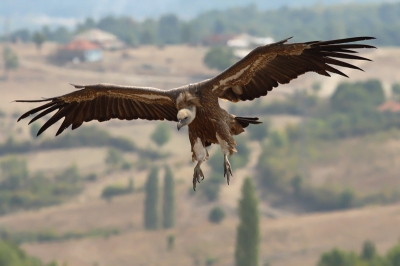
[{"xmin": 1, "ymin": 0, "xmax": 399, "ymax": 32}]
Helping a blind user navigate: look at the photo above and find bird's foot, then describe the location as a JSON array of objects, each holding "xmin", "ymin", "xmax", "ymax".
[
  {"xmin": 192, "ymin": 164, "xmax": 204, "ymax": 191},
  {"xmin": 223, "ymin": 155, "xmax": 233, "ymax": 185}
]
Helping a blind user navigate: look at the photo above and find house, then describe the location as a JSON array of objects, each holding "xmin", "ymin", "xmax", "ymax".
[
  {"xmin": 202, "ymin": 34, "xmax": 234, "ymax": 46},
  {"xmin": 378, "ymin": 100, "xmax": 400, "ymax": 113},
  {"xmin": 73, "ymin": 29, "xmax": 124, "ymax": 50},
  {"xmin": 55, "ymin": 39, "xmax": 103, "ymax": 63},
  {"xmin": 227, "ymin": 33, "xmax": 274, "ymax": 58}
]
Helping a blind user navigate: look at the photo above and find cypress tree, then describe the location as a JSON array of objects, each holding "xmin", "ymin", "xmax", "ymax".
[
  {"xmin": 235, "ymin": 177, "xmax": 260, "ymax": 266},
  {"xmin": 144, "ymin": 167, "xmax": 159, "ymax": 230},
  {"xmin": 162, "ymin": 165, "xmax": 175, "ymax": 228}
]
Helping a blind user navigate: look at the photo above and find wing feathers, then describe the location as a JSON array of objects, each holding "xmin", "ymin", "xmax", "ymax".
[
  {"xmin": 17, "ymin": 84, "xmax": 178, "ymax": 136},
  {"xmin": 208, "ymin": 36, "xmax": 375, "ymax": 102},
  {"xmin": 28, "ymin": 104, "xmax": 60, "ymax": 125}
]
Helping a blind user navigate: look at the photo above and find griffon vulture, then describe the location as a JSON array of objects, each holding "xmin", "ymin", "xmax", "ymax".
[{"xmin": 16, "ymin": 36, "xmax": 376, "ymax": 190}]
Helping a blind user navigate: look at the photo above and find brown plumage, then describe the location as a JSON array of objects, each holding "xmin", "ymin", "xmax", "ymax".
[{"xmin": 16, "ymin": 36, "xmax": 376, "ymax": 190}]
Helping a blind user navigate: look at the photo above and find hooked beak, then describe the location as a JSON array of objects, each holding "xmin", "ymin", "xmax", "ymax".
[{"xmin": 177, "ymin": 120, "xmax": 182, "ymax": 131}]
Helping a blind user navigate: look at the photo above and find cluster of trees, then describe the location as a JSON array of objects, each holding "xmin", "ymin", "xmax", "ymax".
[
  {"xmin": 1, "ymin": 227, "xmax": 119, "ymax": 245},
  {"xmin": 2, "ymin": 47, "xmax": 19, "ymax": 78},
  {"xmin": 318, "ymin": 240, "xmax": 400, "ymax": 266},
  {"xmin": 144, "ymin": 166, "xmax": 175, "ymax": 230},
  {"xmin": 250, "ymin": 79, "xmax": 400, "ymax": 212},
  {"xmin": 203, "ymin": 46, "xmax": 236, "ymax": 71},
  {"xmin": 239, "ymin": 79, "xmax": 394, "ymax": 142},
  {"xmin": 101, "ymin": 178, "xmax": 134, "ymax": 201},
  {"xmin": 0, "ymin": 126, "xmax": 166, "ymax": 161},
  {"xmin": 0, "ymin": 239, "xmax": 61, "ymax": 266},
  {"xmin": 0, "ymin": 157, "xmax": 88, "ymax": 215},
  {"xmin": 5, "ymin": 2, "xmax": 400, "ymax": 46}
]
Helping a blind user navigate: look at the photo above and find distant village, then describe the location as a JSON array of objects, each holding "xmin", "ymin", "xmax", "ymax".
[{"xmin": 52, "ymin": 28, "xmax": 274, "ymax": 64}]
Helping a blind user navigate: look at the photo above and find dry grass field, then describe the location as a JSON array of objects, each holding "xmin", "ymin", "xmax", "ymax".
[{"xmin": 0, "ymin": 42, "xmax": 400, "ymax": 266}]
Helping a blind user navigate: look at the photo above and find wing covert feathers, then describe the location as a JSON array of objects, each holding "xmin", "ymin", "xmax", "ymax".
[
  {"xmin": 16, "ymin": 84, "xmax": 178, "ymax": 136},
  {"xmin": 208, "ymin": 36, "xmax": 376, "ymax": 102}
]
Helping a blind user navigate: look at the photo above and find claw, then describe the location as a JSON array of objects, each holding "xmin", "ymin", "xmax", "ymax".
[
  {"xmin": 192, "ymin": 163, "xmax": 204, "ymax": 191},
  {"xmin": 223, "ymin": 155, "xmax": 233, "ymax": 185}
]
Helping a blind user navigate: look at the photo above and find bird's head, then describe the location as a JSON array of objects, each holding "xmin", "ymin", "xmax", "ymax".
[{"xmin": 177, "ymin": 107, "xmax": 196, "ymax": 130}]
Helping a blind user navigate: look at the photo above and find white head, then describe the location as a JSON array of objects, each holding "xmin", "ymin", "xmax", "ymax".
[{"xmin": 177, "ymin": 106, "xmax": 196, "ymax": 130}]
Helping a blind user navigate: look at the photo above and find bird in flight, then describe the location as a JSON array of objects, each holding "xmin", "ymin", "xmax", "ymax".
[{"xmin": 16, "ymin": 36, "xmax": 375, "ymax": 190}]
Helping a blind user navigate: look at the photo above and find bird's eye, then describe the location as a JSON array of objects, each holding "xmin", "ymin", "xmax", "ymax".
[{"xmin": 184, "ymin": 117, "xmax": 188, "ymax": 120}]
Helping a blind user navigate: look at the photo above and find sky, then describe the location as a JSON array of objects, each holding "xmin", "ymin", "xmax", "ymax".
[{"xmin": 1, "ymin": 0, "xmax": 399, "ymax": 33}]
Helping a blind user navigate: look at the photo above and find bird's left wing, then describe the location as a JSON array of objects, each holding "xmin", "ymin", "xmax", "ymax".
[
  {"xmin": 16, "ymin": 83, "xmax": 178, "ymax": 136},
  {"xmin": 206, "ymin": 36, "xmax": 376, "ymax": 102}
]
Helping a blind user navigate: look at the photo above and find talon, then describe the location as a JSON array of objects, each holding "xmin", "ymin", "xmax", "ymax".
[
  {"xmin": 192, "ymin": 162, "xmax": 205, "ymax": 191},
  {"xmin": 223, "ymin": 155, "xmax": 233, "ymax": 185}
]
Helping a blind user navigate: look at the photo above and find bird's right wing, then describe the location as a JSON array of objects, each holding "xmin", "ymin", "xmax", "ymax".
[
  {"xmin": 16, "ymin": 83, "xmax": 178, "ymax": 136},
  {"xmin": 205, "ymin": 36, "xmax": 376, "ymax": 102}
]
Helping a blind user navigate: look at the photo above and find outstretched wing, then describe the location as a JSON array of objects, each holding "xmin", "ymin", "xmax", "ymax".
[
  {"xmin": 16, "ymin": 83, "xmax": 178, "ymax": 136},
  {"xmin": 207, "ymin": 36, "xmax": 376, "ymax": 102}
]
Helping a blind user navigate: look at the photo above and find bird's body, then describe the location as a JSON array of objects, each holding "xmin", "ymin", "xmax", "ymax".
[{"xmin": 16, "ymin": 36, "xmax": 376, "ymax": 189}]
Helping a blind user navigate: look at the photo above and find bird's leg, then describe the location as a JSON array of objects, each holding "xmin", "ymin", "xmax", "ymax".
[
  {"xmin": 223, "ymin": 154, "xmax": 233, "ymax": 185},
  {"xmin": 192, "ymin": 160, "xmax": 204, "ymax": 191}
]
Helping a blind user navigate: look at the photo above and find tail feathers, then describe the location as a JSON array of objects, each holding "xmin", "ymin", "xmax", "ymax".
[{"xmin": 234, "ymin": 116, "xmax": 262, "ymax": 128}]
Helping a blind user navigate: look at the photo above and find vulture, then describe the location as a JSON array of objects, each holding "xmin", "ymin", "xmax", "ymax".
[{"xmin": 16, "ymin": 36, "xmax": 376, "ymax": 190}]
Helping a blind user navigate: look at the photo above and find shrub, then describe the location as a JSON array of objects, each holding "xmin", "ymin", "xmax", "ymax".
[
  {"xmin": 208, "ymin": 206, "xmax": 226, "ymax": 224},
  {"xmin": 203, "ymin": 46, "xmax": 236, "ymax": 71},
  {"xmin": 151, "ymin": 123, "xmax": 171, "ymax": 147},
  {"xmin": 101, "ymin": 180, "xmax": 134, "ymax": 201}
]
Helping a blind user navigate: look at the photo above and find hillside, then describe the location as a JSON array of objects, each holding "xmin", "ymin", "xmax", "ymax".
[{"xmin": 0, "ymin": 42, "xmax": 400, "ymax": 265}]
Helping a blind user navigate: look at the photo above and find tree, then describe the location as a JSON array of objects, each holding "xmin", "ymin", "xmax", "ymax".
[
  {"xmin": 235, "ymin": 177, "xmax": 260, "ymax": 266},
  {"xmin": 151, "ymin": 123, "xmax": 171, "ymax": 147},
  {"xmin": 247, "ymin": 121, "xmax": 269, "ymax": 141},
  {"xmin": 144, "ymin": 167, "xmax": 159, "ymax": 230},
  {"xmin": 32, "ymin": 31, "xmax": 46, "ymax": 52},
  {"xmin": 392, "ymin": 83, "xmax": 400, "ymax": 101},
  {"xmin": 105, "ymin": 148, "xmax": 124, "ymax": 168},
  {"xmin": 181, "ymin": 23, "xmax": 194, "ymax": 44},
  {"xmin": 387, "ymin": 244, "xmax": 400, "ymax": 266},
  {"xmin": 203, "ymin": 46, "xmax": 236, "ymax": 71},
  {"xmin": 158, "ymin": 14, "xmax": 180, "ymax": 45},
  {"xmin": 30, "ymin": 123, "xmax": 41, "ymax": 139},
  {"xmin": 2, "ymin": 47, "xmax": 19, "ymax": 77},
  {"xmin": 291, "ymin": 174, "xmax": 303, "ymax": 196},
  {"xmin": 361, "ymin": 240, "xmax": 376, "ymax": 261},
  {"xmin": 330, "ymin": 80, "xmax": 385, "ymax": 113},
  {"xmin": 208, "ymin": 206, "xmax": 226, "ymax": 224},
  {"xmin": 0, "ymin": 157, "xmax": 28, "ymax": 190},
  {"xmin": 318, "ymin": 248, "xmax": 361, "ymax": 266},
  {"xmin": 162, "ymin": 166, "xmax": 175, "ymax": 229}
]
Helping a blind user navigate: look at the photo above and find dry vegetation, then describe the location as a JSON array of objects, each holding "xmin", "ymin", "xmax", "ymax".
[{"xmin": 0, "ymin": 42, "xmax": 400, "ymax": 265}]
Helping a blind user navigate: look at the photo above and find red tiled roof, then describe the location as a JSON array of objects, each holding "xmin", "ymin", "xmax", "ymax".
[
  {"xmin": 378, "ymin": 100, "xmax": 400, "ymax": 112},
  {"xmin": 60, "ymin": 40, "xmax": 100, "ymax": 51}
]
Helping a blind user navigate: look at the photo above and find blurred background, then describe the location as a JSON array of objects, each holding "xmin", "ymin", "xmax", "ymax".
[{"xmin": 1, "ymin": 0, "xmax": 400, "ymax": 265}]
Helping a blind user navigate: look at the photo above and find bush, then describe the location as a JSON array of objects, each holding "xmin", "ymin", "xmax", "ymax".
[
  {"xmin": 247, "ymin": 120, "xmax": 270, "ymax": 141},
  {"xmin": 0, "ymin": 157, "xmax": 28, "ymax": 190},
  {"xmin": 203, "ymin": 46, "xmax": 236, "ymax": 71},
  {"xmin": 151, "ymin": 123, "xmax": 171, "ymax": 147},
  {"xmin": 330, "ymin": 80, "xmax": 385, "ymax": 113},
  {"xmin": 105, "ymin": 148, "xmax": 124, "ymax": 168},
  {"xmin": 208, "ymin": 206, "xmax": 226, "ymax": 223},
  {"xmin": 201, "ymin": 173, "xmax": 224, "ymax": 201},
  {"xmin": 318, "ymin": 248, "xmax": 361, "ymax": 266},
  {"xmin": 3, "ymin": 47, "xmax": 19, "ymax": 73},
  {"xmin": 318, "ymin": 240, "xmax": 392, "ymax": 266},
  {"xmin": 101, "ymin": 180, "xmax": 134, "ymax": 201}
]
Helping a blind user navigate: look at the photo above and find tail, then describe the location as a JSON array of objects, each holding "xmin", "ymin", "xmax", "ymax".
[{"xmin": 234, "ymin": 116, "xmax": 262, "ymax": 128}]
